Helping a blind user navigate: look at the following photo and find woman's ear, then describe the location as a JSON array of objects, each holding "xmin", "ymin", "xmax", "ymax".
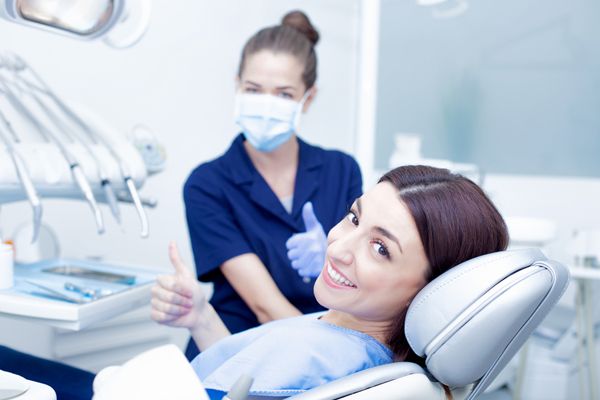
[{"xmin": 302, "ymin": 86, "xmax": 318, "ymax": 113}]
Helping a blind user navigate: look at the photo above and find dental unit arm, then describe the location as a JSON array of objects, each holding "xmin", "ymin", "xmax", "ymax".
[
  {"xmin": 0, "ymin": 53, "xmax": 155, "ymax": 238},
  {"xmin": 0, "ymin": 78, "xmax": 106, "ymax": 234},
  {"xmin": 7, "ymin": 53, "xmax": 149, "ymax": 236}
]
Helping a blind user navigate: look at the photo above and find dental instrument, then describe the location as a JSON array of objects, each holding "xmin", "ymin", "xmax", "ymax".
[
  {"xmin": 0, "ymin": 78, "xmax": 105, "ymax": 234},
  {"xmin": 24, "ymin": 279, "xmax": 89, "ymax": 304},
  {"xmin": 7, "ymin": 53, "xmax": 149, "ymax": 237},
  {"xmin": 115, "ymin": 192, "xmax": 157, "ymax": 209},
  {"xmin": 27, "ymin": 87, "xmax": 121, "ymax": 224},
  {"xmin": 0, "ymin": 109, "xmax": 42, "ymax": 242},
  {"xmin": 43, "ymin": 264, "xmax": 136, "ymax": 285},
  {"xmin": 64, "ymin": 281, "xmax": 113, "ymax": 301}
]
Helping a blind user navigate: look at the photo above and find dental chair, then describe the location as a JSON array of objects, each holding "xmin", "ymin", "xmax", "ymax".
[
  {"xmin": 289, "ymin": 248, "xmax": 569, "ymax": 400},
  {"xmin": 92, "ymin": 248, "xmax": 570, "ymax": 400}
]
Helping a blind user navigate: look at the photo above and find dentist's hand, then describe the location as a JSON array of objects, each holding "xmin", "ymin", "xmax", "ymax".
[
  {"xmin": 286, "ymin": 202, "xmax": 327, "ymax": 278},
  {"xmin": 151, "ymin": 242, "xmax": 208, "ymax": 330}
]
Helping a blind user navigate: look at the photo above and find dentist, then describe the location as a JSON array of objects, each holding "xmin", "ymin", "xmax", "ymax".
[{"xmin": 182, "ymin": 10, "xmax": 362, "ymax": 359}]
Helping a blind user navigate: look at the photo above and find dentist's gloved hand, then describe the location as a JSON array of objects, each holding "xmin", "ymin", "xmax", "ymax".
[{"xmin": 286, "ymin": 202, "xmax": 327, "ymax": 278}]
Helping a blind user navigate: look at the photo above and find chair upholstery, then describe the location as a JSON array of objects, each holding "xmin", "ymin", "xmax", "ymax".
[{"xmin": 289, "ymin": 248, "xmax": 570, "ymax": 400}]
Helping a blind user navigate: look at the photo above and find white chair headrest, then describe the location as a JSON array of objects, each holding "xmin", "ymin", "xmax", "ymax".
[{"xmin": 405, "ymin": 248, "xmax": 569, "ymax": 399}]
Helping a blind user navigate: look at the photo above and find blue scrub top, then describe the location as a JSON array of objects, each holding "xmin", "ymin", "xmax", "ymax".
[{"xmin": 183, "ymin": 134, "xmax": 362, "ymax": 358}]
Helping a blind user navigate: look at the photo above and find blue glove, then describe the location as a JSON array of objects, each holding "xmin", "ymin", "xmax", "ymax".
[{"xmin": 286, "ymin": 202, "xmax": 328, "ymax": 278}]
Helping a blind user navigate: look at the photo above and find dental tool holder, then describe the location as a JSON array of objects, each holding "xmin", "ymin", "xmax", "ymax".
[
  {"xmin": 0, "ymin": 52, "xmax": 153, "ymax": 237},
  {"xmin": 0, "ymin": 142, "xmax": 146, "ymax": 202}
]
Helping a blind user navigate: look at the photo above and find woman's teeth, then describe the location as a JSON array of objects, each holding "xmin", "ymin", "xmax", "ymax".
[{"xmin": 327, "ymin": 264, "xmax": 356, "ymax": 288}]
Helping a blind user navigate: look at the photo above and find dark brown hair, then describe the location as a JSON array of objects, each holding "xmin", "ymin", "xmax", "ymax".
[
  {"xmin": 378, "ymin": 165, "xmax": 509, "ymax": 362},
  {"xmin": 237, "ymin": 10, "xmax": 319, "ymax": 89}
]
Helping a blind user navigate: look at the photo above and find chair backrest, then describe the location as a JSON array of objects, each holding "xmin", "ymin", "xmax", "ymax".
[{"xmin": 405, "ymin": 248, "xmax": 570, "ymax": 400}]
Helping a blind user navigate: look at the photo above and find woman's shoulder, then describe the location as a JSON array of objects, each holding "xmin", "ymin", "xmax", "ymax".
[
  {"xmin": 185, "ymin": 134, "xmax": 246, "ymax": 188},
  {"xmin": 183, "ymin": 158, "xmax": 226, "ymax": 198},
  {"xmin": 198, "ymin": 314, "xmax": 392, "ymax": 395}
]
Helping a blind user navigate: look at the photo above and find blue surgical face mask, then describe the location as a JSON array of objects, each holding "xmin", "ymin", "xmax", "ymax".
[{"xmin": 234, "ymin": 92, "xmax": 308, "ymax": 152}]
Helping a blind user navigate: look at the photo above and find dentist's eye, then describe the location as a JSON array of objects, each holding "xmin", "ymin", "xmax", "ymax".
[
  {"xmin": 279, "ymin": 92, "xmax": 294, "ymax": 99},
  {"xmin": 244, "ymin": 87, "xmax": 259, "ymax": 93},
  {"xmin": 371, "ymin": 240, "xmax": 390, "ymax": 259},
  {"xmin": 345, "ymin": 211, "xmax": 359, "ymax": 226}
]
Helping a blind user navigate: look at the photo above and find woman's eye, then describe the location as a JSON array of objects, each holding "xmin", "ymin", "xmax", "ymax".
[
  {"xmin": 372, "ymin": 241, "xmax": 390, "ymax": 258},
  {"xmin": 279, "ymin": 92, "xmax": 294, "ymax": 99},
  {"xmin": 244, "ymin": 87, "xmax": 259, "ymax": 93},
  {"xmin": 345, "ymin": 211, "xmax": 358, "ymax": 226}
]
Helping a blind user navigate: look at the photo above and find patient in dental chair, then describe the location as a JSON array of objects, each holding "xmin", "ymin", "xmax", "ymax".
[
  {"xmin": 150, "ymin": 165, "xmax": 509, "ymax": 399},
  {"xmin": 0, "ymin": 166, "xmax": 508, "ymax": 399}
]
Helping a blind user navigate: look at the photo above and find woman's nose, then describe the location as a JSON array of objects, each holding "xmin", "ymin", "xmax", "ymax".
[{"xmin": 327, "ymin": 235, "xmax": 355, "ymax": 266}]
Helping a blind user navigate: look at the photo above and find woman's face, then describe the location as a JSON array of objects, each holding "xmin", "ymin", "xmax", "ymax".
[
  {"xmin": 238, "ymin": 50, "xmax": 315, "ymax": 111},
  {"xmin": 314, "ymin": 182, "xmax": 429, "ymax": 323}
]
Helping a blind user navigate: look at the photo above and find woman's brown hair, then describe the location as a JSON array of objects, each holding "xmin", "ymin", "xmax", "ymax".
[
  {"xmin": 237, "ymin": 10, "xmax": 319, "ymax": 89},
  {"xmin": 378, "ymin": 165, "xmax": 509, "ymax": 363}
]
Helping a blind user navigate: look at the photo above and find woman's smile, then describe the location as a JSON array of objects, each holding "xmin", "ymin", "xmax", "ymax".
[{"xmin": 323, "ymin": 260, "xmax": 357, "ymax": 289}]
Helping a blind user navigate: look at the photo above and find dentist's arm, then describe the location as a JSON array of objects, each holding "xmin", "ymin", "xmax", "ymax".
[
  {"xmin": 221, "ymin": 254, "xmax": 302, "ymax": 324},
  {"xmin": 151, "ymin": 242, "xmax": 230, "ymax": 351}
]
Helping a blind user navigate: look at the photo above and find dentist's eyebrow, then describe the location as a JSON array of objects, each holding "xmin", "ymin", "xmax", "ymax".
[
  {"xmin": 276, "ymin": 85, "xmax": 296, "ymax": 91},
  {"xmin": 244, "ymin": 80, "xmax": 261, "ymax": 87},
  {"xmin": 375, "ymin": 226, "xmax": 403, "ymax": 254}
]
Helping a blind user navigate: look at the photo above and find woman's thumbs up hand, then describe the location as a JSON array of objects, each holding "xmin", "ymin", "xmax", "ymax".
[{"xmin": 151, "ymin": 242, "xmax": 208, "ymax": 330}]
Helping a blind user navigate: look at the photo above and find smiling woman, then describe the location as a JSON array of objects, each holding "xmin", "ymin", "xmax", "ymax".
[
  {"xmin": 150, "ymin": 165, "xmax": 509, "ymax": 398},
  {"xmin": 317, "ymin": 165, "xmax": 509, "ymax": 362},
  {"xmin": 315, "ymin": 182, "xmax": 430, "ymax": 346}
]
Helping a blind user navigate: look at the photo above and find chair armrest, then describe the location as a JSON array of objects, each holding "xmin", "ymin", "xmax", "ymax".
[
  {"xmin": 13, "ymin": 380, "xmax": 56, "ymax": 400},
  {"xmin": 92, "ymin": 345, "xmax": 208, "ymax": 400},
  {"xmin": 343, "ymin": 374, "xmax": 447, "ymax": 400},
  {"xmin": 288, "ymin": 363, "xmax": 425, "ymax": 400}
]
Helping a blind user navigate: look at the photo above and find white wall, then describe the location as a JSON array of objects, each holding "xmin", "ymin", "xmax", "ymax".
[
  {"xmin": 484, "ymin": 174, "xmax": 600, "ymax": 264},
  {"xmin": 0, "ymin": 0, "xmax": 361, "ymax": 271}
]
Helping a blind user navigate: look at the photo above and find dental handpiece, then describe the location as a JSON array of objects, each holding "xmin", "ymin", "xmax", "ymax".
[
  {"xmin": 29, "ymin": 91, "xmax": 121, "ymax": 224},
  {"xmin": 63, "ymin": 111, "xmax": 150, "ymax": 237},
  {"xmin": 0, "ymin": 82, "xmax": 105, "ymax": 234},
  {"xmin": 0, "ymin": 113, "xmax": 42, "ymax": 243},
  {"xmin": 13, "ymin": 61, "xmax": 148, "ymax": 238}
]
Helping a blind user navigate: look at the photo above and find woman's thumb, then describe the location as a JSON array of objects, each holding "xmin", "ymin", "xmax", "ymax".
[{"xmin": 168, "ymin": 241, "xmax": 190, "ymax": 276}]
